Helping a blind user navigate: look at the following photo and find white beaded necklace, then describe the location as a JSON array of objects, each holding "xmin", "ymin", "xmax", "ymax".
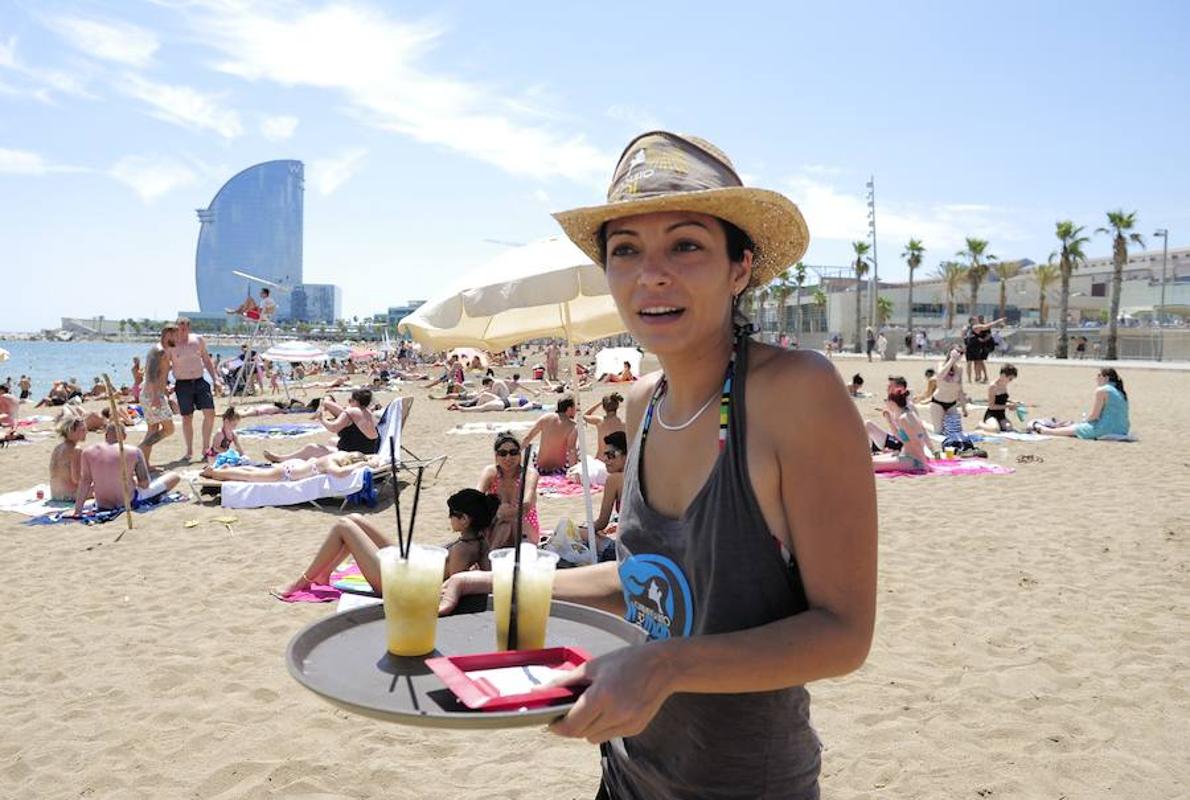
[{"xmin": 654, "ymin": 384, "xmax": 719, "ymax": 431}]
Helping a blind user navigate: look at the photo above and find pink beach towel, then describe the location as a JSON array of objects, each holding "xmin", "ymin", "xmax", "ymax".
[
  {"xmin": 274, "ymin": 560, "xmax": 365, "ymax": 603},
  {"xmin": 536, "ymin": 474, "xmax": 604, "ymax": 498},
  {"xmin": 876, "ymin": 459, "xmax": 1015, "ymax": 480}
]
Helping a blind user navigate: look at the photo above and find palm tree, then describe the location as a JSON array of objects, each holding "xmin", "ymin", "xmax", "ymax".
[
  {"xmin": 793, "ymin": 262, "xmax": 808, "ymax": 335},
  {"xmin": 771, "ymin": 270, "xmax": 794, "ymax": 341},
  {"xmin": 936, "ymin": 261, "xmax": 967, "ymax": 330},
  {"xmin": 957, "ymin": 237, "xmax": 996, "ymax": 321},
  {"xmin": 851, "ymin": 240, "xmax": 872, "ymax": 352},
  {"xmin": 1032, "ymin": 263, "xmax": 1060, "ymax": 326},
  {"xmin": 811, "ymin": 288, "xmax": 827, "ymax": 333},
  {"xmin": 1052, "ymin": 220, "xmax": 1091, "ymax": 358},
  {"xmin": 876, "ymin": 296, "xmax": 894, "ymax": 326},
  {"xmin": 1096, "ymin": 210, "xmax": 1145, "ymax": 360},
  {"xmin": 901, "ymin": 239, "xmax": 925, "ymax": 351},
  {"xmin": 754, "ymin": 286, "xmax": 770, "ymax": 337},
  {"xmin": 992, "ymin": 259, "xmax": 1023, "ymax": 321}
]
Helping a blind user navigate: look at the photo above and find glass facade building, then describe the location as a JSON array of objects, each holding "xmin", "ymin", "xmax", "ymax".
[
  {"xmin": 195, "ymin": 160, "xmax": 304, "ymax": 320},
  {"xmin": 296, "ymin": 284, "xmax": 342, "ymax": 324}
]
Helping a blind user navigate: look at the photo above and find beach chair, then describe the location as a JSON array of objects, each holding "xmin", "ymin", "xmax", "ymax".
[{"xmin": 378, "ymin": 396, "xmax": 448, "ymax": 480}]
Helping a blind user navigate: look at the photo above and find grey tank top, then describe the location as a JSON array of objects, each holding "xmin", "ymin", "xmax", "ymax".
[{"xmin": 603, "ymin": 333, "xmax": 821, "ymax": 800}]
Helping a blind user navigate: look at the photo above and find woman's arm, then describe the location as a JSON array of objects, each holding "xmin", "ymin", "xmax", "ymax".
[
  {"xmin": 1086, "ymin": 387, "xmax": 1107, "ymax": 422},
  {"xmin": 523, "ymin": 468, "xmax": 539, "ymax": 514},
  {"xmin": 475, "ymin": 465, "xmax": 493, "ymax": 493},
  {"xmin": 590, "ymin": 473, "xmax": 621, "ymax": 531},
  {"xmin": 322, "ymin": 410, "xmax": 352, "ymax": 433},
  {"xmin": 439, "ymin": 561, "xmax": 623, "ymax": 617},
  {"xmin": 72, "ymin": 451, "xmax": 93, "ymax": 516}
]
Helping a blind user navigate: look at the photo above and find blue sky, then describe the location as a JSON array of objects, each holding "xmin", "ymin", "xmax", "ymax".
[{"xmin": 2, "ymin": 0, "xmax": 1188, "ymax": 332}]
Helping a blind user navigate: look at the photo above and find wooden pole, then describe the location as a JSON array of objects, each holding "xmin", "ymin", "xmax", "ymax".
[{"xmin": 101, "ymin": 373, "xmax": 134, "ymax": 539}]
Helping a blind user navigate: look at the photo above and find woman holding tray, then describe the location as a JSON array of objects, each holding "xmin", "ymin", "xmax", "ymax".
[{"xmin": 440, "ymin": 131, "xmax": 877, "ymax": 799}]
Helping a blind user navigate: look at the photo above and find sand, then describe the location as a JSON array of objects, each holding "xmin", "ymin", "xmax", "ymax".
[{"xmin": 1, "ymin": 354, "xmax": 1187, "ymax": 799}]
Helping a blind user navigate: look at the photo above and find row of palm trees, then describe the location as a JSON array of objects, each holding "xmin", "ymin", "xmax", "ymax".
[{"xmin": 751, "ymin": 209, "xmax": 1147, "ymax": 360}]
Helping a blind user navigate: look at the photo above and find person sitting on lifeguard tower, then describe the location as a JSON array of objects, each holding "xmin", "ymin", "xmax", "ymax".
[{"xmin": 227, "ymin": 287, "xmax": 276, "ymax": 321}]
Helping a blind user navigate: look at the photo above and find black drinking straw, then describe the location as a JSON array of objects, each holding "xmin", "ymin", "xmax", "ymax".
[
  {"xmin": 406, "ymin": 465, "xmax": 425, "ymax": 555},
  {"xmin": 507, "ymin": 444, "xmax": 532, "ymax": 651},
  {"xmin": 389, "ymin": 438, "xmax": 406, "ymax": 558}
]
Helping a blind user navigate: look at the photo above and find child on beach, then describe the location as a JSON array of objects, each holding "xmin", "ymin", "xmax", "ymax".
[{"xmin": 212, "ymin": 407, "xmax": 243, "ymax": 454}]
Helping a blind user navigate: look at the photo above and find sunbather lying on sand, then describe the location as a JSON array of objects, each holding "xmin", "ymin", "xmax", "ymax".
[{"xmin": 200, "ymin": 450, "xmax": 368, "ymax": 482}]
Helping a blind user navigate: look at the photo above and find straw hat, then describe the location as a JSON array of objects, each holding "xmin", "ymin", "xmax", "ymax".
[{"xmin": 553, "ymin": 130, "xmax": 809, "ymax": 287}]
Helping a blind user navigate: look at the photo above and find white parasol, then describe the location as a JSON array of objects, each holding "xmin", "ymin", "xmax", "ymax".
[
  {"xmin": 261, "ymin": 341, "xmax": 329, "ymax": 363},
  {"xmin": 399, "ymin": 236, "xmax": 627, "ymax": 562}
]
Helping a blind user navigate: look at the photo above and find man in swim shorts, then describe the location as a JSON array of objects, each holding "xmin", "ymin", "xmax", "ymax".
[
  {"xmin": 172, "ymin": 317, "xmax": 220, "ymax": 462},
  {"xmin": 140, "ymin": 325, "xmax": 178, "ymax": 466}
]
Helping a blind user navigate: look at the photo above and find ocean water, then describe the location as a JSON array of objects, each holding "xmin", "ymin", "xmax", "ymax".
[{"xmin": 0, "ymin": 340, "xmax": 241, "ymax": 397}]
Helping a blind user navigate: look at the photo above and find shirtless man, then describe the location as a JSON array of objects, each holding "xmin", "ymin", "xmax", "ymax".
[
  {"xmin": 140, "ymin": 325, "xmax": 178, "ymax": 466},
  {"xmin": 71, "ymin": 424, "xmax": 181, "ymax": 514},
  {"xmin": 521, "ymin": 397, "xmax": 578, "ymax": 474},
  {"xmin": 545, "ymin": 342, "xmax": 561, "ymax": 384},
  {"xmin": 18, "ymin": 375, "xmax": 32, "ymax": 401},
  {"xmin": 506, "ymin": 373, "xmax": 540, "ymax": 397},
  {"xmin": 0, "ymin": 384, "xmax": 19, "ymax": 429},
  {"xmin": 173, "ymin": 317, "xmax": 220, "ymax": 461},
  {"xmin": 50, "ymin": 414, "xmax": 88, "ymax": 501}
]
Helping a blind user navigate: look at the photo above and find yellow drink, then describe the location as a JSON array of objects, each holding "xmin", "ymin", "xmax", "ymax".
[
  {"xmin": 492, "ymin": 545, "xmax": 559, "ymax": 651},
  {"xmin": 380, "ymin": 544, "xmax": 448, "ymax": 656}
]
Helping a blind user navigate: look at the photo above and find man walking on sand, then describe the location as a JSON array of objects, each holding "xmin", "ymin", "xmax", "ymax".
[
  {"xmin": 172, "ymin": 317, "xmax": 220, "ymax": 461},
  {"xmin": 545, "ymin": 341, "xmax": 561, "ymax": 384},
  {"xmin": 140, "ymin": 325, "xmax": 178, "ymax": 466},
  {"xmin": 71, "ymin": 424, "xmax": 181, "ymax": 515},
  {"xmin": 521, "ymin": 397, "xmax": 578, "ymax": 474}
]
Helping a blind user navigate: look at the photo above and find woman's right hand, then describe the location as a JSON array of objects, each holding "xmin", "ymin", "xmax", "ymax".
[{"xmin": 439, "ymin": 570, "xmax": 492, "ymax": 615}]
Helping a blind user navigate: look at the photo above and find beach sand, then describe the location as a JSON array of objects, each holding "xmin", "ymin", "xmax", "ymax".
[{"xmin": 1, "ymin": 356, "xmax": 1186, "ymax": 798}]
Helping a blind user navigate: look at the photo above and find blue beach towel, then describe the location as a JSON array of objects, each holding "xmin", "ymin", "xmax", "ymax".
[
  {"xmin": 237, "ymin": 423, "xmax": 322, "ymax": 439},
  {"xmin": 26, "ymin": 491, "xmax": 187, "ymax": 526}
]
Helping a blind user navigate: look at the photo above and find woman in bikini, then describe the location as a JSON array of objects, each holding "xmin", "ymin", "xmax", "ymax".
[
  {"xmin": 201, "ymin": 450, "xmax": 367, "ymax": 482},
  {"xmin": 212, "ymin": 406, "xmax": 242, "ymax": 454},
  {"xmin": 978, "ymin": 364, "xmax": 1020, "ymax": 433},
  {"xmin": 872, "ymin": 388, "xmax": 935, "ymax": 473},
  {"xmin": 273, "ymin": 489, "xmax": 500, "ymax": 598},
  {"xmin": 928, "ymin": 346, "xmax": 968, "ymax": 434},
  {"xmin": 439, "ymin": 131, "xmax": 875, "ymax": 799},
  {"xmin": 584, "ymin": 392, "xmax": 626, "ymax": 456},
  {"xmin": 263, "ymin": 388, "xmax": 379, "ymax": 462},
  {"xmin": 475, "ymin": 431, "xmax": 541, "ymax": 547}
]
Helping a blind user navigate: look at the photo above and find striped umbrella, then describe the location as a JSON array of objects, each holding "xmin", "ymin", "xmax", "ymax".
[{"xmin": 261, "ymin": 341, "xmax": 328, "ymax": 363}]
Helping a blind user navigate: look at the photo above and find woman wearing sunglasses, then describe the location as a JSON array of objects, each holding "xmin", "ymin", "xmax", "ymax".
[{"xmin": 475, "ymin": 431, "xmax": 541, "ymax": 549}]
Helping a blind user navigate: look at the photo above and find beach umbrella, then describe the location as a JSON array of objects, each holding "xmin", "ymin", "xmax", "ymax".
[
  {"xmin": 261, "ymin": 341, "xmax": 329, "ymax": 363},
  {"xmin": 326, "ymin": 343, "xmax": 352, "ymax": 360},
  {"xmin": 350, "ymin": 347, "xmax": 379, "ymax": 360},
  {"xmin": 398, "ymin": 235, "xmax": 626, "ymax": 562}
]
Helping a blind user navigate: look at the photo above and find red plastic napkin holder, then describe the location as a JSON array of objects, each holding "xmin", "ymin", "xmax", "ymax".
[{"xmin": 425, "ymin": 647, "xmax": 590, "ymax": 712}]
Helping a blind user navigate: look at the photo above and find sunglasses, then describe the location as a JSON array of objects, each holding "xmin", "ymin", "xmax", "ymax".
[{"xmin": 495, "ymin": 448, "xmax": 520, "ymax": 457}]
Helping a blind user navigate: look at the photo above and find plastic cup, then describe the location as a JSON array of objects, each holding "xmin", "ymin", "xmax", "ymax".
[
  {"xmin": 491, "ymin": 545, "xmax": 559, "ymax": 651},
  {"xmin": 943, "ymin": 446, "xmax": 955, "ymax": 459},
  {"xmin": 380, "ymin": 544, "xmax": 448, "ymax": 656}
]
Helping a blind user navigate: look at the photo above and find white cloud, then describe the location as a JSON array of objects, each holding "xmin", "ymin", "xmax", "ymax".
[
  {"xmin": 108, "ymin": 155, "xmax": 199, "ymax": 202},
  {"xmin": 260, "ymin": 114, "xmax": 299, "ymax": 141},
  {"xmin": 45, "ymin": 16, "xmax": 159, "ymax": 68},
  {"xmin": 802, "ymin": 163, "xmax": 848, "ymax": 177},
  {"xmin": 184, "ymin": 2, "xmax": 610, "ymax": 183},
  {"xmin": 531, "ymin": 188, "xmax": 551, "ymax": 205},
  {"xmin": 0, "ymin": 36, "xmax": 94, "ymax": 102},
  {"xmin": 0, "ymin": 147, "xmax": 49, "ymax": 175},
  {"xmin": 307, "ymin": 148, "xmax": 367, "ymax": 195},
  {"xmin": 120, "ymin": 74, "xmax": 243, "ymax": 138},
  {"xmin": 783, "ymin": 173, "xmax": 1026, "ymax": 257}
]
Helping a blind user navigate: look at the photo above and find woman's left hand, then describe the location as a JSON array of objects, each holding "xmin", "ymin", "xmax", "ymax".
[{"xmin": 548, "ymin": 644, "xmax": 675, "ymax": 744}]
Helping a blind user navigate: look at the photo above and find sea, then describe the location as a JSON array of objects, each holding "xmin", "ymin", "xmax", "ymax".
[{"xmin": 0, "ymin": 340, "xmax": 242, "ymax": 396}]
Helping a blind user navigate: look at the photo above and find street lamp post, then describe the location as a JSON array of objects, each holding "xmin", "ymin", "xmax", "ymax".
[
  {"xmin": 1154, "ymin": 228, "xmax": 1169, "ymax": 361},
  {"xmin": 866, "ymin": 177, "xmax": 878, "ymax": 331}
]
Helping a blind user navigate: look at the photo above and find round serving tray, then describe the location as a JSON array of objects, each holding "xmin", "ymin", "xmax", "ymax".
[{"xmin": 286, "ymin": 594, "xmax": 645, "ymax": 728}]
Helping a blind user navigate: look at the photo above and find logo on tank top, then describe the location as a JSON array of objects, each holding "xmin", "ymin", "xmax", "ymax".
[{"xmin": 618, "ymin": 553, "xmax": 693, "ymax": 640}]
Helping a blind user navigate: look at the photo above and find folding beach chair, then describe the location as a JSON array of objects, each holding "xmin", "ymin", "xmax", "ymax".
[{"xmin": 376, "ymin": 396, "xmax": 448, "ymax": 480}]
